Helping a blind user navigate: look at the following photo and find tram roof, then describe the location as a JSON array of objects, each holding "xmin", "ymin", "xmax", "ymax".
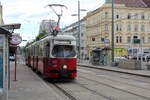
[
  {"xmin": 41, "ymin": 35, "xmax": 76, "ymax": 41},
  {"xmin": 26, "ymin": 35, "xmax": 76, "ymax": 48}
]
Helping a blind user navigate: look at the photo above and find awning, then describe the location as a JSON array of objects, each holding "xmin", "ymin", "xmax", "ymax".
[
  {"xmin": 0, "ymin": 23, "xmax": 21, "ymax": 30},
  {"xmin": 0, "ymin": 27, "xmax": 11, "ymax": 35}
]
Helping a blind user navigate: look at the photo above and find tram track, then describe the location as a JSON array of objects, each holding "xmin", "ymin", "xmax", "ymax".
[
  {"xmin": 52, "ymin": 83, "xmax": 78, "ymax": 100},
  {"xmin": 44, "ymin": 78, "xmax": 118, "ymax": 100},
  {"xmin": 78, "ymin": 73, "xmax": 150, "ymax": 100},
  {"xmin": 32, "ymin": 65, "xmax": 115, "ymax": 100},
  {"xmin": 49, "ymin": 81, "xmax": 116, "ymax": 100},
  {"xmin": 74, "ymin": 81, "xmax": 117, "ymax": 100},
  {"xmin": 79, "ymin": 65, "xmax": 150, "ymax": 88},
  {"xmin": 78, "ymin": 68, "xmax": 150, "ymax": 91}
]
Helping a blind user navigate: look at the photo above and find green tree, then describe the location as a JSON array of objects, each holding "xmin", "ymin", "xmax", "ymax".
[{"xmin": 36, "ymin": 30, "xmax": 48, "ymax": 41}]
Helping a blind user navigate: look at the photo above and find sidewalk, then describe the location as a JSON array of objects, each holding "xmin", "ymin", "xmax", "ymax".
[
  {"xmin": 8, "ymin": 62, "xmax": 63, "ymax": 100},
  {"xmin": 78, "ymin": 61, "xmax": 150, "ymax": 77}
]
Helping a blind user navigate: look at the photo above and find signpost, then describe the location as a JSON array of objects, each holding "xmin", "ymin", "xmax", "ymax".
[{"xmin": 9, "ymin": 34, "xmax": 22, "ymax": 81}]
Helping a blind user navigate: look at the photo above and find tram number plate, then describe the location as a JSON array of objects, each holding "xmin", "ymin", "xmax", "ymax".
[
  {"xmin": 61, "ymin": 70, "xmax": 67, "ymax": 73},
  {"xmin": 61, "ymin": 70, "xmax": 68, "ymax": 77}
]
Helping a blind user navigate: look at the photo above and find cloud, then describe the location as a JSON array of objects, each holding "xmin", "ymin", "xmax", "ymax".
[
  {"xmin": 6, "ymin": 12, "xmax": 25, "ymax": 18},
  {"xmin": 2, "ymin": 0, "xmax": 105, "ymax": 45}
]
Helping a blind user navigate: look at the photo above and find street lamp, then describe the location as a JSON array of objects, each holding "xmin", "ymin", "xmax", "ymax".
[{"xmin": 71, "ymin": 0, "xmax": 86, "ymax": 62}]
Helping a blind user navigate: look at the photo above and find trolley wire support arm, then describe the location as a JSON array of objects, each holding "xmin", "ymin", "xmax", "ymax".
[{"xmin": 46, "ymin": 4, "xmax": 68, "ymax": 36}]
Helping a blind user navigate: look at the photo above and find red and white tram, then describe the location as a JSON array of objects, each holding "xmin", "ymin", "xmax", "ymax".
[{"xmin": 25, "ymin": 35, "xmax": 77, "ymax": 79}]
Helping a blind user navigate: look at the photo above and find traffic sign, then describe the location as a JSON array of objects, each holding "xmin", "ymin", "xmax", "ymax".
[
  {"xmin": 10, "ymin": 34, "xmax": 22, "ymax": 45},
  {"xmin": 104, "ymin": 39, "xmax": 110, "ymax": 47}
]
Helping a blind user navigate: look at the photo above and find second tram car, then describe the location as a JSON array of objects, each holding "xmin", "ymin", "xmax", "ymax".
[{"xmin": 25, "ymin": 35, "xmax": 77, "ymax": 79}]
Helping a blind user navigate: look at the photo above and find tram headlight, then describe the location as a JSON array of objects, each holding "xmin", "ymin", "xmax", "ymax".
[{"xmin": 63, "ymin": 65, "xmax": 67, "ymax": 69}]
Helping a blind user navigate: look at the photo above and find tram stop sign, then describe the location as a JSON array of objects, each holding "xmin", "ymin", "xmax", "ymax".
[{"xmin": 9, "ymin": 34, "xmax": 22, "ymax": 46}]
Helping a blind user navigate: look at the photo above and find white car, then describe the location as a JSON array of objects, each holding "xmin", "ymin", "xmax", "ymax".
[
  {"xmin": 114, "ymin": 56, "xmax": 127, "ymax": 65},
  {"xmin": 143, "ymin": 54, "xmax": 150, "ymax": 61},
  {"xmin": 9, "ymin": 56, "xmax": 15, "ymax": 61}
]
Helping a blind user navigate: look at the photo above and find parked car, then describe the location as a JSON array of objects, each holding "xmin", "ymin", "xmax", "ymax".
[
  {"xmin": 131, "ymin": 54, "xmax": 150, "ymax": 61},
  {"xmin": 143, "ymin": 54, "xmax": 150, "ymax": 61},
  {"xmin": 114, "ymin": 56, "xmax": 127, "ymax": 66},
  {"xmin": 9, "ymin": 56, "xmax": 15, "ymax": 61}
]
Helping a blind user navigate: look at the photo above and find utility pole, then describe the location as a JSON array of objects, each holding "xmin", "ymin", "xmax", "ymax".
[
  {"xmin": 71, "ymin": 0, "xmax": 86, "ymax": 62},
  {"xmin": 78, "ymin": 0, "xmax": 81, "ymax": 62},
  {"xmin": 111, "ymin": 0, "xmax": 115, "ymax": 64}
]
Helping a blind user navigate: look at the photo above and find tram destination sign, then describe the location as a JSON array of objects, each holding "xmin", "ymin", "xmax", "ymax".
[{"xmin": 54, "ymin": 40, "xmax": 71, "ymax": 44}]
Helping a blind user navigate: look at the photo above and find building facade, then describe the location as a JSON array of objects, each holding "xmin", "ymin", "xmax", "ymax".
[
  {"xmin": 86, "ymin": 0, "xmax": 150, "ymax": 57},
  {"xmin": 0, "ymin": 2, "xmax": 4, "ymax": 24},
  {"xmin": 62, "ymin": 19, "xmax": 87, "ymax": 60},
  {"xmin": 39, "ymin": 19, "xmax": 57, "ymax": 34}
]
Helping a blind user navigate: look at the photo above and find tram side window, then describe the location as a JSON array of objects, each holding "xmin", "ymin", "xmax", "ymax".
[
  {"xmin": 39, "ymin": 45, "xmax": 43, "ymax": 57},
  {"xmin": 52, "ymin": 45, "xmax": 76, "ymax": 58},
  {"xmin": 44, "ymin": 42, "xmax": 50, "ymax": 57}
]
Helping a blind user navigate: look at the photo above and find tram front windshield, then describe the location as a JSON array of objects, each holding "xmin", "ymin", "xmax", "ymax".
[{"xmin": 52, "ymin": 45, "xmax": 76, "ymax": 58}]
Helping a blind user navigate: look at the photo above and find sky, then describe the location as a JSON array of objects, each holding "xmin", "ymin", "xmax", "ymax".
[{"xmin": 1, "ymin": 0, "xmax": 105, "ymax": 46}]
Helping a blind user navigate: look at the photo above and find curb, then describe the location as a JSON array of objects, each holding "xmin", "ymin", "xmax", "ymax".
[{"xmin": 78, "ymin": 64, "xmax": 150, "ymax": 78}]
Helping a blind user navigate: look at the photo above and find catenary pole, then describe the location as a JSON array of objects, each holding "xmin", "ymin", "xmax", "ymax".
[
  {"xmin": 78, "ymin": 0, "xmax": 81, "ymax": 62},
  {"xmin": 111, "ymin": 0, "xmax": 115, "ymax": 63}
]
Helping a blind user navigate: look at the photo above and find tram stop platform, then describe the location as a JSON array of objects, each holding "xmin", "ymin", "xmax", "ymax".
[
  {"xmin": 8, "ymin": 61, "xmax": 63, "ymax": 100},
  {"xmin": 78, "ymin": 61, "xmax": 150, "ymax": 77}
]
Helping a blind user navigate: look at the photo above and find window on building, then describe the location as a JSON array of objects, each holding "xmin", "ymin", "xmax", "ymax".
[
  {"xmin": 128, "ymin": 13, "xmax": 131, "ymax": 19},
  {"xmin": 116, "ymin": 24, "xmax": 122, "ymax": 31},
  {"xmin": 104, "ymin": 24, "xmax": 108, "ymax": 31},
  {"xmin": 116, "ymin": 14, "xmax": 119, "ymax": 19},
  {"xmin": 133, "ymin": 36, "xmax": 138, "ymax": 38},
  {"xmin": 116, "ymin": 36, "xmax": 119, "ymax": 43},
  {"xmin": 134, "ymin": 13, "xmax": 138, "ymax": 19},
  {"xmin": 141, "ymin": 37, "xmax": 145, "ymax": 43},
  {"xmin": 134, "ymin": 24, "xmax": 138, "ymax": 32},
  {"xmin": 148, "ymin": 14, "xmax": 150, "ymax": 20},
  {"xmin": 116, "ymin": 12, "xmax": 121, "ymax": 19},
  {"xmin": 92, "ymin": 38, "xmax": 95, "ymax": 41},
  {"xmin": 127, "ymin": 36, "xmax": 131, "ymax": 43},
  {"xmin": 120, "ymin": 36, "xmax": 122, "ymax": 43},
  {"xmin": 141, "ymin": 25, "xmax": 145, "ymax": 32},
  {"xmin": 105, "ymin": 12, "xmax": 108, "ymax": 18},
  {"xmin": 148, "ymin": 37, "xmax": 150, "ymax": 43},
  {"xmin": 120, "ymin": 24, "xmax": 122, "ymax": 31},
  {"xmin": 81, "ymin": 33, "xmax": 84, "ymax": 37},
  {"xmin": 116, "ymin": 24, "xmax": 119, "ymax": 31},
  {"xmin": 127, "ymin": 24, "xmax": 131, "ymax": 32},
  {"xmin": 141, "ymin": 13, "xmax": 145, "ymax": 19},
  {"xmin": 148, "ymin": 25, "xmax": 150, "ymax": 32}
]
